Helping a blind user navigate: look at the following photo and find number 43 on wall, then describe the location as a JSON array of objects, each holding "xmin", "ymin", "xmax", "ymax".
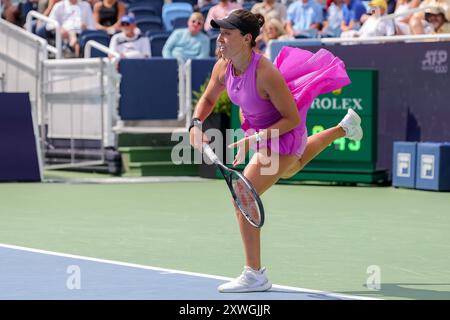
[{"xmin": 312, "ymin": 125, "xmax": 361, "ymax": 151}]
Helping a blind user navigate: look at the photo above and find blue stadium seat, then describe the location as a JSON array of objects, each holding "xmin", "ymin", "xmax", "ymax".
[
  {"xmin": 128, "ymin": 4, "xmax": 157, "ymax": 18},
  {"xmin": 136, "ymin": 16, "xmax": 163, "ymax": 34},
  {"xmin": 162, "ymin": 2, "xmax": 193, "ymax": 31},
  {"xmin": 171, "ymin": 16, "xmax": 189, "ymax": 29},
  {"xmin": 172, "ymin": 0, "xmax": 196, "ymax": 5},
  {"xmin": 149, "ymin": 33, "xmax": 170, "ymax": 57},
  {"xmin": 242, "ymin": 1, "xmax": 256, "ymax": 11},
  {"xmin": 209, "ymin": 35, "xmax": 218, "ymax": 57},
  {"xmin": 79, "ymin": 30, "xmax": 110, "ymax": 57},
  {"xmin": 145, "ymin": 30, "xmax": 171, "ymax": 38},
  {"xmin": 125, "ymin": 0, "xmax": 164, "ymax": 16},
  {"xmin": 200, "ymin": 3, "xmax": 215, "ymax": 20}
]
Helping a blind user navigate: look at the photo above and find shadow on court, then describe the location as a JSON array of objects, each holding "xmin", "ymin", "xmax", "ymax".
[{"xmin": 343, "ymin": 283, "xmax": 450, "ymax": 300}]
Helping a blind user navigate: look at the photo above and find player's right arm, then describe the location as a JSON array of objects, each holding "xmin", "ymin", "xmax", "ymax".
[{"xmin": 189, "ymin": 58, "xmax": 227, "ymax": 150}]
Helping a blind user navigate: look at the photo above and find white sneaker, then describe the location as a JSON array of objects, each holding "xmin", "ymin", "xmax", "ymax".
[
  {"xmin": 218, "ymin": 266, "xmax": 272, "ymax": 293},
  {"xmin": 339, "ymin": 109, "xmax": 363, "ymax": 141}
]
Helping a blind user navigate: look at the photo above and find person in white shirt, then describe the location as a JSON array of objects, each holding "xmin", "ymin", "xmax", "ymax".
[
  {"xmin": 109, "ymin": 15, "xmax": 150, "ymax": 59},
  {"xmin": 47, "ymin": 0, "xmax": 95, "ymax": 57},
  {"xmin": 341, "ymin": 0, "xmax": 395, "ymax": 38}
]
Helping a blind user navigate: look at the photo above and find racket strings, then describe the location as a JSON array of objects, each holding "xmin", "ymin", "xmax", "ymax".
[{"xmin": 232, "ymin": 178, "xmax": 261, "ymax": 225}]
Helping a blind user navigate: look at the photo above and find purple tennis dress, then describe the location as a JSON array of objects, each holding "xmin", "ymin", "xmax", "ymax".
[{"xmin": 225, "ymin": 46, "xmax": 351, "ymax": 157}]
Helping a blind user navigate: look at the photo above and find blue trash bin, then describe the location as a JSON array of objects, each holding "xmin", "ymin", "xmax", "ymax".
[
  {"xmin": 415, "ymin": 142, "xmax": 450, "ymax": 191},
  {"xmin": 392, "ymin": 142, "xmax": 417, "ymax": 188}
]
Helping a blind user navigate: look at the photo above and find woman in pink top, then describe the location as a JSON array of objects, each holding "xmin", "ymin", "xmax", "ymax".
[{"xmin": 189, "ymin": 9, "xmax": 363, "ymax": 293}]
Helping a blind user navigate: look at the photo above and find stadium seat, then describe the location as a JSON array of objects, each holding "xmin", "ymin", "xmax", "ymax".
[
  {"xmin": 172, "ymin": 0, "xmax": 196, "ymax": 5},
  {"xmin": 125, "ymin": 0, "xmax": 164, "ymax": 16},
  {"xmin": 127, "ymin": 4, "xmax": 157, "ymax": 18},
  {"xmin": 242, "ymin": 1, "xmax": 256, "ymax": 11},
  {"xmin": 149, "ymin": 33, "xmax": 170, "ymax": 57},
  {"xmin": 162, "ymin": 2, "xmax": 193, "ymax": 31},
  {"xmin": 171, "ymin": 16, "xmax": 189, "ymax": 29},
  {"xmin": 200, "ymin": 3, "xmax": 215, "ymax": 20},
  {"xmin": 136, "ymin": 16, "xmax": 164, "ymax": 34},
  {"xmin": 145, "ymin": 30, "xmax": 171, "ymax": 38},
  {"xmin": 209, "ymin": 35, "xmax": 218, "ymax": 57},
  {"xmin": 79, "ymin": 30, "xmax": 110, "ymax": 57}
]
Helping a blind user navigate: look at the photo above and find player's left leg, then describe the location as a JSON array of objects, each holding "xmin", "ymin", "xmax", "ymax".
[
  {"xmin": 281, "ymin": 109, "xmax": 362, "ymax": 179},
  {"xmin": 218, "ymin": 148, "xmax": 298, "ymax": 293}
]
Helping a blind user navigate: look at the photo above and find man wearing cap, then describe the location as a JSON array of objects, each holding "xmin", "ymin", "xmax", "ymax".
[
  {"xmin": 162, "ymin": 12, "xmax": 210, "ymax": 60},
  {"xmin": 109, "ymin": 15, "xmax": 150, "ymax": 59},
  {"xmin": 341, "ymin": 0, "xmax": 395, "ymax": 37}
]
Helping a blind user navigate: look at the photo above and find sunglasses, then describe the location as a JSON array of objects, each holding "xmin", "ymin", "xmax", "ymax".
[{"xmin": 121, "ymin": 22, "xmax": 130, "ymax": 26}]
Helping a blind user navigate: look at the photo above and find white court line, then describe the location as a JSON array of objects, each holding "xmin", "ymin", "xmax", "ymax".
[
  {"xmin": 0, "ymin": 243, "xmax": 379, "ymax": 300},
  {"xmin": 44, "ymin": 176, "xmax": 210, "ymax": 184}
]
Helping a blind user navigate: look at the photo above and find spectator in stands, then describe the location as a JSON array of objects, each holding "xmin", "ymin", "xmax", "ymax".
[
  {"xmin": 1, "ymin": 0, "xmax": 38, "ymax": 25},
  {"xmin": 197, "ymin": 0, "xmax": 218, "ymax": 9},
  {"xmin": 423, "ymin": 6, "xmax": 450, "ymax": 33},
  {"xmin": 1, "ymin": 0, "xmax": 18, "ymax": 24},
  {"xmin": 86, "ymin": 0, "xmax": 99, "ymax": 8},
  {"xmin": 409, "ymin": 0, "xmax": 450, "ymax": 34},
  {"xmin": 340, "ymin": 0, "xmax": 367, "ymax": 32},
  {"xmin": 259, "ymin": 17, "xmax": 293, "ymax": 57},
  {"xmin": 162, "ymin": 12, "xmax": 210, "ymax": 60},
  {"xmin": 39, "ymin": 0, "xmax": 60, "ymax": 16},
  {"xmin": 285, "ymin": 0, "xmax": 324, "ymax": 38},
  {"xmin": 392, "ymin": 0, "xmax": 419, "ymax": 35},
  {"xmin": 204, "ymin": 0, "xmax": 242, "ymax": 33},
  {"xmin": 341, "ymin": 0, "xmax": 395, "ymax": 37},
  {"xmin": 109, "ymin": 15, "xmax": 150, "ymax": 59},
  {"xmin": 29, "ymin": 0, "xmax": 61, "ymax": 41},
  {"xmin": 93, "ymin": 0, "xmax": 125, "ymax": 35},
  {"xmin": 47, "ymin": 0, "xmax": 96, "ymax": 57},
  {"xmin": 251, "ymin": 0, "xmax": 287, "ymax": 23},
  {"xmin": 321, "ymin": 0, "xmax": 345, "ymax": 37}
]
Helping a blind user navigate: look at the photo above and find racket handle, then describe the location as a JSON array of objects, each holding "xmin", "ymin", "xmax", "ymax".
[{"xmin": 202, "ymin": 143, "xmax": 219, "ymax": 164}]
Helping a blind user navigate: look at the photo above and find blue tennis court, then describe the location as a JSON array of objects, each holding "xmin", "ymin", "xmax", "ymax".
[{"xmin": 0, "ymin": 244, "xmax": 372, "ymax": 300}]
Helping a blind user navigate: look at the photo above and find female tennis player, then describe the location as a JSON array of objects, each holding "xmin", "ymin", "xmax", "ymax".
[{"xmin": 189, "ymin": 9, "xmax": 362, "ymax": 293}]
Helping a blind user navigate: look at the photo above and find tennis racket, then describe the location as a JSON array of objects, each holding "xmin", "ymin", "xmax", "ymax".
[{"xmin": 203, "ymin": 143, "xmax": 265, "ymax": 228}]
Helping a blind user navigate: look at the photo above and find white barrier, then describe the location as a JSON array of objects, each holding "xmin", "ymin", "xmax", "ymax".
[
  {"xmin": 84, "ymin": 40, "xmax": 120, "ymax": 60},
  {"xmin": 184, "ymin": 59, "xmax": 193, "ymax": 130},
  {"xmin": 25, "ymin": 10, "xmax": 62, "ymax": 59},
  {"xmin": 0, "ymin": 18, "xmax": 47, "ymax": 116},
  {"xmin": 321, "ymin": 33, "xmax": 450, "ymax": 45},
  {"xmin": 42, "ymin": 58, "xmax": 120, "ymax": 151}
]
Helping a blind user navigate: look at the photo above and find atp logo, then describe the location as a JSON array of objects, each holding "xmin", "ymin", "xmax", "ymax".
[{"xmin": 422, "ymin": 50, "xmax": 448, "ymax": 74}]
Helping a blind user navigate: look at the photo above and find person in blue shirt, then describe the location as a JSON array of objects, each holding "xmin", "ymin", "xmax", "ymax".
[
  {"xmin": 162, "ymin": 12, "xmax": 210, "ymax": 61},
  {"xmin": 286, "ymin": 0, "xmax": 324, "ymax": 38},
  {"xmin": 341, "ymin": 0, "xmax": 367, "ymax": 31}
]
